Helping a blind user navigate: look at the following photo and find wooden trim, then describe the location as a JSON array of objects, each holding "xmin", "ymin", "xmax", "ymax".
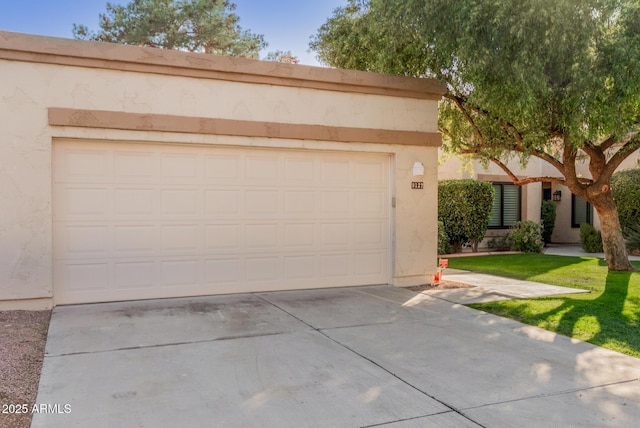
[
  {"xmin": 1, "ymin": 31, "xmax": 446, "ymax": 100},
  {"xmin": 48, "ymin": 108, "xmax": 442, "ymax": 147}
]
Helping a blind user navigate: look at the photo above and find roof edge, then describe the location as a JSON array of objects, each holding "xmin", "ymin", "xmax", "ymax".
[{"xmin": 0, "ymin": 30, "xmax": 447, "ymax": 100}]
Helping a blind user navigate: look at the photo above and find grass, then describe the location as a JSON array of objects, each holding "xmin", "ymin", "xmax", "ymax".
[{"xmin": 447, "ymin": 254, "xmax": 640, "ymax": 358}]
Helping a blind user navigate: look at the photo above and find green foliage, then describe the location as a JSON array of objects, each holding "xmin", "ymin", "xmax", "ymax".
[
  {"xmin": 73, "ymin": 0, "xmax": 266, "ymax": 58},
  {"xmin": 611, "ymin": 168, "xmax": 640, "ymax": 232},
  {"xmin": 487, "ymin": 235, "xmax": 511, "ymax": 251},
  {"xmin": 438, "ymin": 180, "xmax": 494, "ymax": 252},
  {"xmin": 449, "ymin": 254, "xmax": 640, "ymax": 357},
  {"xmin": 623, "ymin": 223, "xmax": 640, "ymax": 255},
  {"xmin": 312, "ymin": 0, "xmax": 640, "ymax": 154},
  {"xmin": 507, "ymin": 220, "xmax": 544, "ymax": 253},
  {"xmin": 540, "ymin": 200, "xmax": 556, "ymax": 245},
  {"xmin": 580, "ymin": 223, "xmax": 604, "ymax": 253},
  {"xmin": 437, "ymin": 221, "xmax": 452, "ymax": 254},
  {"xmin": 311, "ymin": 0, "xmax": 640, "ymax": 271}
]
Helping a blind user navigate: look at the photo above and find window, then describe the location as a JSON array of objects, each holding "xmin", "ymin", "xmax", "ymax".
[
  {"xmin": 489, "ymin": 183, "xmax": 521, "ymax": 228},
  {"xmin": 571, "ymin": 194, "xmax": 593, "ymax": 228}
]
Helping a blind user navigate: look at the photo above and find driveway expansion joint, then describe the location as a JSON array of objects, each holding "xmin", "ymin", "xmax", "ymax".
[{"xmin": 254, "ymin": 292, "xmax": 484, "ymax": 428}]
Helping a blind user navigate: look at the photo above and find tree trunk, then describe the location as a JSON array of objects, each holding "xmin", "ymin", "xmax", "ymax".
[{"xmin": 593, "ymin": 193, "xmax": 633, "ymax": 271}]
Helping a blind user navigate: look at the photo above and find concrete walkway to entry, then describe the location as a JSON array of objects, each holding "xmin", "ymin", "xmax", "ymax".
[
  {"xmin": 422, "ymin": 269, "xmax": 590, "ymax": 304},
  {"xmin": 34, "ymin": 282, "xmax": 640, "ymax": 427}
]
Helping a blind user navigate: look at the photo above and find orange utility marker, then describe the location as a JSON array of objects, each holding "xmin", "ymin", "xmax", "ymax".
[{"xmin": 434, "ymin": 258, "xmax": 448, "ymax": 284}]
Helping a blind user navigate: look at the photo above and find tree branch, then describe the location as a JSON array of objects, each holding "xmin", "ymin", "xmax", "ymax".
[
  {"xmin": 446, "ymin": 93, "xmax": 524, "ymax": 150},
  {"xmin": 489, "ymin": 157, "xmax": 567, "ymax": 186},
  {"xmin": 604, "ymin": 135, "xmax": 640, "ymax": 178},
  {"xmin": 445, "ymin": 94, "xmax": 485, "ymax": 148}
]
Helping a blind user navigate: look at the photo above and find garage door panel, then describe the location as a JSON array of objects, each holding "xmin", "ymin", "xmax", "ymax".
[
  {"xmin": 283, "ymin": 223, "xmax": 316, "ymax": 248},
  {"xmin": 161, "ymin": 260, "xmax": 200, "ymax": 286},
  {"xmin": 161, "ymin": 225, "xmax": 200, "ymax": 251},
  {"xmin": 114, "ymin": 151, "xmax": 155, "ymax": 179},
  {"xmin": 284, "ymin": 157, "xmax": 316, "ymax": 183},
  {"xmin": 115, "ymin": 226, "xmax": 156, "ymax": 252},
  {"xmin": 59, "ymin": 149, "xmax": 110, "ymax": 180},
  {"xmin": 115, "ymin": 262, "xmax": 156, "ymax": 289},
  {"xmin": 245, "ymin": 224, "xmax": 279, "ymax": 249},
  {"xmin": 284, "ymin": 191, "xmax": 316, "ymax": 215},
  {"xmin": 356, "ymin": 160, "xmax": 387, "ymax": 186},
  {"xmin": 160, "ymin": 153, "xmax": 200, "ymax": 181},
  {"xmin": 161, "ymin": 189, "xmax": 199, "ymax": 216},
  {"xmin": 205, "ymin": 224, "xmax": 240, "ymax": 249},
  {"xmin": 245, "ymin": 191, "xmax": 279, "ymax": 216},
  {"xmin": 205, "ymin": 258, "xmax": 242, "ymax": 283},
  {"xmin": 246, "ymin": 155, "xmax": 279, "ymax": 184},
  {"xmin": 115, "ymin": 188, "xmax": 155, "ymax": 216},
  {"xmin": 54, "ymin": 141, "xmax": 390, "ymax": 304},
  {"xmin": 205, "ymin": 189, "xmax": 241, "ymax": 216},
  {"xmin": 204, "ymin": 154, "xmax": 241, "ymax": 181},
  {"xmin": 62, "ymin": 226, "xmax": 109, "ymax": 255},
  {"xmin": 355, "ymin": 253, "xmax": 386, "ymax": 275},
  {"xmin": 321, "ymin": 192, "xmax": 350, "ymax": 216},
  {"xmin": 58, "ymin": 187, "xmax": 111, "ymax": 217},
  {"xmin": 320, "ymin": 159, "xmax": 350, "ymax": 184},
  {"xmin": 246, "ymin": 257, "xmax": 279, "ymax": 281}
]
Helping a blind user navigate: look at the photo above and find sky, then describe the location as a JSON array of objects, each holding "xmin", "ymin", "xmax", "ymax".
[{"xmin": 0, "ymin": 0, "xmax": 348, "ymax": 66}]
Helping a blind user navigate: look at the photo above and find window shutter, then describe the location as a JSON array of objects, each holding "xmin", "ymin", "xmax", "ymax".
[
  {"xmin": 489, "ymin": 184, "xmax": 502, "ymax": 227},
  {"xmin": 503, "ymin": 185, "xmax": 520, "ymax": 226}
]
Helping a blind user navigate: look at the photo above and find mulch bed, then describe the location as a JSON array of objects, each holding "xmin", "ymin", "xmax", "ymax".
[
  {"xmin": 405, "ymin": 280, "xmax": 474, "ymax": 292},
  {"xmin": 0, "ymin": 310, "xmax": 51, "ymax": 428}
]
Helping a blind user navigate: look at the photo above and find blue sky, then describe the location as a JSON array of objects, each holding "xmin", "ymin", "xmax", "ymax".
[{"xmin": 0, "ymin": 0, "xmax": 348, "ymax": 66}]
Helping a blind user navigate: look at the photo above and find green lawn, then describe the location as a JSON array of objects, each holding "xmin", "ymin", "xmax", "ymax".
[{"xmin": 447, "ymin": 254, "xmax": 640, "ymax": 357}]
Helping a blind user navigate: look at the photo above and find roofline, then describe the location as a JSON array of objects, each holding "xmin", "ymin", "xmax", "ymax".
[{"xmin": 0, "ymin": 30, "xmax": 447, "ymax": 100}]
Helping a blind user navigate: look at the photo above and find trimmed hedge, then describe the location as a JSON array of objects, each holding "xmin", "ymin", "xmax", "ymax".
[
  {"xmin": 437, "ymin": 220, "xmax": 452, "ymax": 254},
  {"xmin": 540, "ymin": 200, "xmax": 556, "ymax": 245},
  {"xmin": 580, "ymin": 223, "xmax": 604, "ymax": 253},
  {"xmin": 611, "ymin": 168, "xmax": 640, "ymax": 232},
  {"xmin": 438, "ymin": 180, "xmax": 494, "ymax": 252}
]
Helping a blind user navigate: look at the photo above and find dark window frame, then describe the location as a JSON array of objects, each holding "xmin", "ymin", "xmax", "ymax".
[
  {"xmin": 571, "ymin": 194, "xmax": 593, "ymax": 228},
  {"xmin": 488, "ymin": 182, "xmax": 521, "ymax": 229}
]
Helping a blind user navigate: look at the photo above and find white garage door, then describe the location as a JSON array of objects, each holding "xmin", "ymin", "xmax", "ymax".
[{"xmin": 53, "ymin": 140, "xmax": 391, "ymax": 304}]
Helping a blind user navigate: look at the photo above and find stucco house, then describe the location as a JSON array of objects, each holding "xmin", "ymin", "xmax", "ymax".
[
  {"xmin": 0, "ymin": 31, "xmax": 446, "ymax": 309},
  {"xmin": 439, "ymin": 148, "xmax": 640, "ymax": 246}
]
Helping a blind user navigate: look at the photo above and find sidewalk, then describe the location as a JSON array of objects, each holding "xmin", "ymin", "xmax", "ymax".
[
  {"xmin": 422, "ymin": 269, "xmax": 590, "ymax": 304},
  {"xmin": 427, "ymin": 244, "xmax": 638, "ymax": 304},
  {"xmin": 543, "ymin": 243, "xmax": 640, "ymax": 261}
]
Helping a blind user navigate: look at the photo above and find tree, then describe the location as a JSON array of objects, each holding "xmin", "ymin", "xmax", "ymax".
[
  {"xmin": 73, "ymin": 0, "xmax": 266, "ymax": 58},
  {"xmin": 311, "ymin": 0, "xmax": 640, "ymax": 271},
  {"xmin": 438, "ymin": 180, "xmax": 494, "ymax": 253},
  {"xmin": 264, "ymin": 50, "xmax": 300, "ymax": 64}
]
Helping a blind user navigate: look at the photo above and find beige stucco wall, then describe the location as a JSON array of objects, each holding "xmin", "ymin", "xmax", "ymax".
[{"xmin": 0, "ymin": 32, "xmax": 444, "ymax": 308}]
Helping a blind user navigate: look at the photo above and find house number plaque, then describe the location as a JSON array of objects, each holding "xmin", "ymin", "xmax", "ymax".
[{"xmin": 411, "ymin": 182, "xmax": 424, "ymax": 189}]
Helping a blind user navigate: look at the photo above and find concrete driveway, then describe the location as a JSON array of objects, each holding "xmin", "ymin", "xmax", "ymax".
[{"xmin": 33, "ymin": 285, "xmax": 640, "ymax": 427}]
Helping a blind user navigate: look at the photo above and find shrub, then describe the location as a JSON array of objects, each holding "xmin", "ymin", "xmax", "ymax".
[
  {"xmin": 611, "ymin": 168, "xmax": 640, "ymax": 232},
  {"xmin": 540, "ymin": 200, "xmax": 556, "ymax": 245},
  {"xmin": 487, "ymin": 235, "xmax": 511, "ymax": 251},
  {"xmin": 623, "ymin": 222, "xmax": 640, "ymax": 256},
  {"xmin": 438, "ymin": 180, "xmax": 494, "ymax": 252},
  {"xmin": 580, "ymin": 223, "xmax": 604, "ymax": 253},
  {"xmin": 507, "ymin": 220, "xmax": 544, "ymax": 253},
  {"xmin": 437, "ymin": 221, "xmax": 452, "ymax": 254}
]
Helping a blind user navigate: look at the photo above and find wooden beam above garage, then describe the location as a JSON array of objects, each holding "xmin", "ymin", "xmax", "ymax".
[{"xmin": 48, "ymin": 108, "xmax": 442, "ymax": 147}]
